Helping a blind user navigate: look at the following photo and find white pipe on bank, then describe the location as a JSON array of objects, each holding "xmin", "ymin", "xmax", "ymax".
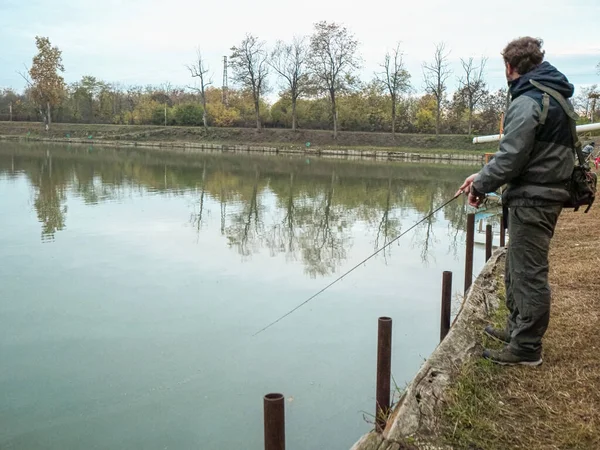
[
  {"xmin": 472, "ymin": 122, "xmax": 600, "ymax": 144},
  {"xmin": 472, "ymin": 134, "xmax": 502, "ymax": 144}
]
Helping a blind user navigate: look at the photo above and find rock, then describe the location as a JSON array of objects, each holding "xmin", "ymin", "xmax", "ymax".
[{"xmin": 350, "ymin": 432, "xmax": 383, "ymax": 450}]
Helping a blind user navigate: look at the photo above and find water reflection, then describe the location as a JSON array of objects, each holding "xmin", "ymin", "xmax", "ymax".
[{"xmin": 0, "ymin": 144, "xmax": 478, "ymax": 276}]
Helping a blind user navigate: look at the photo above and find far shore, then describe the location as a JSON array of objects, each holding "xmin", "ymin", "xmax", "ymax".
[{"xmin": 0, "ymin": 121, "xmax": 496, "ymax": 162}]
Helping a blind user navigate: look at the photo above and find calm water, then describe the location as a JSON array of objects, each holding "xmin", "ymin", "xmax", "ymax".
[{"xmin": 0, "ymin": 143, "xmax": 487, "ymax": 450}]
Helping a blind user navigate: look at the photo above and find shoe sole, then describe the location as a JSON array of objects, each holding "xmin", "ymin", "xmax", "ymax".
[
  {"xmin": 484, "ymin": 356, "xmax": 543, "ymax": 367},
  {"xmin": 483, "ymin": 328, "xmax": 510, "ymax": 345}
]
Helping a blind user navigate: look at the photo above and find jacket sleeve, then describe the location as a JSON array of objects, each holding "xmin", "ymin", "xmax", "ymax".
[{"xmin": 472, "ymin": 95, "xmax": 540, "ymax": 194}]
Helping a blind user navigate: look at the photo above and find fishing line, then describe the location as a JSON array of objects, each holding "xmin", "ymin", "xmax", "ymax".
[{"xmin": 253, "ymin": 192, "xmax": 463, "ymax": 336}]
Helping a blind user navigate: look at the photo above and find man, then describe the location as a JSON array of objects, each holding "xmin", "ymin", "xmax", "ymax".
[
  {"xmin": 582, "ymin": 141, "xmax": 595, "ymax": 158},
  {"xmin": 458, "ymin": 37, "xmax": 574, "ymax": 366}
]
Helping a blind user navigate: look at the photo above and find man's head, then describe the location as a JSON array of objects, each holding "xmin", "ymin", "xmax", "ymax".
[{"xmin": 502, "ymin": 37, "xmax": 545, "ymax": 81}]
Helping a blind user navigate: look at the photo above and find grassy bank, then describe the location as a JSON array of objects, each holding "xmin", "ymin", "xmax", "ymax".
[
  {"xmin": 441, "ymin": 207, "xmax": 600, "ymax": 449},
  {"xmin": 0, "ymin": 121, "xmax": 498, "ymax": 153}
]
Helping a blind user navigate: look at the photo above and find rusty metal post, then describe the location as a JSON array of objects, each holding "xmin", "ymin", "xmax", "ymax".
[
  {"xmin": 500, "ymin": 213, "xmax": 506, "ymax": 248},
  {"xmin": 264, "ymin": 393, "xmax": 285, "ymax": 450},
  {"xmin": 485, "ymin": 224, "xmax": 493, "ymax": 261},
  {"xmin": 464, "ymin": 213, "xmax": 475, "ymax": 293},
  {"xmin": 376, "ymin": 317, "xmax": 392, "ymax": 433},
  {"xmin": 440, "ymin": 271, "xmax": 452, "ymax": 341}
]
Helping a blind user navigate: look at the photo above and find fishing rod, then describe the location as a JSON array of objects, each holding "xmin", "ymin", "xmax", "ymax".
[{"xmin": 253, "ymin": 192, "xmax": 463, "ymax": 336}]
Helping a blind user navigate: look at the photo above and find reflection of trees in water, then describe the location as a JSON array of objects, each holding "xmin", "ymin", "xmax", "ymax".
[
  {"xmin": 375, "ymin": 178, "xmax": 394, "ymax": 253},
  {"xmin": 225, "ymin": 169, "xmax": 264, "ymax": 257},
  {"xmin": 191, "ymin": 162, "xmax": 207, "ymax": 232},
  {"xmin": 29, "ymin": 154, "xmax": 68, "ymax": 241},
  {"xmin": 410, "ymin": 188, "xmax": 437, "ymax": 265},
  {"xmin": 445, "ymin": 196, "xmax": 468, "ymax": 258},
  {"xmin": 1, "ymin": 146, "xmax": 477, "ymax": 274},
  {"xmin": 295, "ymin": 172, "xmax": 349, "ymax": 278},
  {"xmin": 227, "ymin": 170, "xmax": 351, "ymax": 277}
]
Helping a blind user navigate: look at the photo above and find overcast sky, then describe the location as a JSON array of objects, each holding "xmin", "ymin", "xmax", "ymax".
[{"xmin": 1, "ymin": 0, "xmax": 599, "ymax": 100}]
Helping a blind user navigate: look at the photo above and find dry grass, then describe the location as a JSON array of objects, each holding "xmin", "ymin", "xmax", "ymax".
[{"xmin": 442, "ymin": 206, "xmax": 600, "ymax": 450}]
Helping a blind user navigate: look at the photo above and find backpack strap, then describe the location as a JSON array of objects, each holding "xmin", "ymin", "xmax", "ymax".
[
  {"xmin": 539, "ymin": 92, "xmax": 550, "ymax": 125},
  {"xmin": 529, "ymin": 79, "xmax": 586, "ymax": 166},
  {"xmin": 529, "ymin": 80, "xmax": 579, "ymax": 120}
]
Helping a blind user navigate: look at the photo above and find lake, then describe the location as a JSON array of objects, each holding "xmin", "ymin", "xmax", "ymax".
[{"xmin": 0, "ymin": 142, "xmax": 487, "ymax": 450}]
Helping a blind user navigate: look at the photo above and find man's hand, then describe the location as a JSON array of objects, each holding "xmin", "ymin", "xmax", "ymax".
[
  {"xmin": 467, "ymin": 188, "xmax": 485, "ymax": 208},
  {"xmin": 456, "ymin": 173, "xmax": 478, "ymax": 197},
  {"xmin": 456, "ymin": 173, "xmax": 485, "ymax": 208}
]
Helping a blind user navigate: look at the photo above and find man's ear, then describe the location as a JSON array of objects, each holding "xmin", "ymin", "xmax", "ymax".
[{"xmin": 505, "ymin": 63, "xmax": 519, "ymax": 80}]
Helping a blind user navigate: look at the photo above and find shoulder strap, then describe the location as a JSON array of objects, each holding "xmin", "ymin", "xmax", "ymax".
[
  {"xmin": 539, "ymin": 93, "xmax": 550, "ymax": 125},
  {"xmin": 529, "ymin": 79, "xmax": 586, "ymax": 166}
]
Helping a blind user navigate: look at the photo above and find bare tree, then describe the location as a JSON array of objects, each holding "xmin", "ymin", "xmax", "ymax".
[
  {"xmin": 308, "ymin": 21, "xmax": 361, "ymax": 139},
  {"xmin": 376, "ymin": 42, "xmax": 411, "ymax": 135},
  {"xmin": 422, "ymin": 42, "xmax": 452, "ymax": 136},
  {"xmin": 458, "ymin": 56, "xmax": 488, "ymax": 135},
  {"xmin": 125, "ymin": 85, "xmax": 142, "ymax": 125},
  {"xmin": 591, "ymin": 92, "xmax": 600, "ymax": 122},
  {"xmin": 230, "ymin": 34, "xmax": 270, "ymax": 130},
  {"xmin": 187, "ymin": 49, "xmax": 212, "ymax": 130},
  {"xmin": 574, "ymin": 84, "xmax": 599, "ymax": 120},
  {"xmin": 269, "ymin": 36, "xmax": 310, "ymax": 131}
]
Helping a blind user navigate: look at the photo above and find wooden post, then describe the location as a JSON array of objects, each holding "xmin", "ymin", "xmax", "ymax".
[
  {"xmin": 375, "ymin": 317, "xmax": 392, "ymax": 433},
  {"xmin": 464, "ymin": 213, "xmax": 475, "ymax": 293},
  {"xmin": 485, "ymin": 224, "xmax": 493, "ymax": 261},
  {"xmin": 440, "ymin": 271, "xmax": 452, "ymax": 341}
]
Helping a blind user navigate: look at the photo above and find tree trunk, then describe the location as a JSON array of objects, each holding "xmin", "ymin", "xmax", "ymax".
[
  {"xmin": 291, "ymin": 98, "xmax": 297, "ymax": 132},
  {"xmin": 468, "ymin": 107, "xmax": 473, "ymax": 136},
  {"xmin": 46, "ymin": 102, "xmax": 51, "ymax": 131},
  {"xmin": 202, "ymin": 94, "xmax": 208, "ymax": 130},
  {"xmin": 391, "ymin": 97, "xmax": 396, "ymax": 136},
  {"xmin": 89, "ymin": 96, "xmax": 94, "ymax": 123},
  {"xmin": 333, "ymin": 110, "xmax": 338, "ymax": 139},
  {"xmin": 584, "ymin": 99, "xmax": 590, "ymax": 120},
  {"xmin": 435, "ymin": 99, "xmax": 440, "ymax": 136},
  {"xmin": 331, "ymin": 90, "xmax": 338, "ymax": 139},
  {"xmin": 255, "ymin": 99, "xmax": 261, "ymax": 130},
  {"xmin": 9, "ymin": 102, "xmax": 12, "ymax": 122}
]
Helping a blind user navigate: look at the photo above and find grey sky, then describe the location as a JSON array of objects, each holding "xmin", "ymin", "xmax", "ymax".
[{"xmin": 1, "ymin": 0, "xmax": 599, "ymax": 99}]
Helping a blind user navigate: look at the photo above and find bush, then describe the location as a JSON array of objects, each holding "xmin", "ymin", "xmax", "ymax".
[
  {"xmin": 173, "ymin": 104, "xmax": 204, "ymax": 126},
  {"xmin": 151, "ymin": 106, "xmax": 174, "ymax": 125},
  {"xmin": 207, "ymin": 103, "xmax": 240, "ymax": 127}
]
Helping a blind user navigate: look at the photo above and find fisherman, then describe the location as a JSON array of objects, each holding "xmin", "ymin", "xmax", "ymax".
[
  {"xmin": 582, "ymin": 141, "xmax": 595, "ymax": 157},
  {"xmin": 457, "ymin": 37, "xmax": 574, "ymax": 366}
]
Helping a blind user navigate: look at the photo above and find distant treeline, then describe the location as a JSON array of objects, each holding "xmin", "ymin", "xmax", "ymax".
[{"xmin": 2, "ymin": 25, "xmax": 598, "ymax": 136}]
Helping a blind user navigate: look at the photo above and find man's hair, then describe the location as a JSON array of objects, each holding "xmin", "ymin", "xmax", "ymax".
[{"xmin": 502, "ymin": 37, "xmax": 545, "ymax": 75}]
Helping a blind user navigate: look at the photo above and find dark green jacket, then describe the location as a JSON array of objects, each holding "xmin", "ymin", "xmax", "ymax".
[{"xmin": 473, "ymin": 62, "xmax": 574, "ymax": 206}]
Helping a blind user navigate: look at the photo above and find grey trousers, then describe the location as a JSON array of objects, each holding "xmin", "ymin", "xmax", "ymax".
[{"xmin": 505, "ymin": 205, "xmax": 562, "ymax": 357}]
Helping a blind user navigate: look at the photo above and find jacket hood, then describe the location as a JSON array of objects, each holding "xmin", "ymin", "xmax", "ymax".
[{"xmin": 509, "ymin": 61, "xmax": 574, "ymax": 99}]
